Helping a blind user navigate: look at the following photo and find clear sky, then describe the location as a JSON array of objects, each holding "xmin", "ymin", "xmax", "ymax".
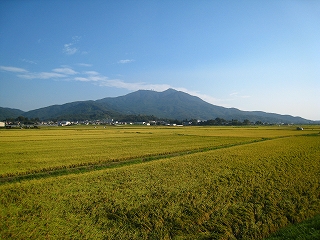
[{"xmin": 1, "ymin": 0, "xmax": 319, "ymax": 120}]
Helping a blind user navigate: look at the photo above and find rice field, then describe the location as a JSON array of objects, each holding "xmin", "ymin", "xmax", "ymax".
[{"xmin": 0, "ymin": 125, "xmax": 319, "ymax": 239}]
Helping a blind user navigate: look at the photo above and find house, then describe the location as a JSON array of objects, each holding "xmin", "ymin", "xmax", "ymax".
[
  {"xmin": 0, "ymin": 122, "xmax": 5, "ymax": 127},
  {"xmin": 58, "ymin": 121, "xmax": 71, "ymax": 126},
  {"xmin": 134, "ymin": 122, "xmax": 146, "ymax": 125}
]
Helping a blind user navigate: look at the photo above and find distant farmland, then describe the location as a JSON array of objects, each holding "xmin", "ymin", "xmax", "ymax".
[{"xmin": 1, "ymin": 125, "xmax": 319, "ymax": 239}]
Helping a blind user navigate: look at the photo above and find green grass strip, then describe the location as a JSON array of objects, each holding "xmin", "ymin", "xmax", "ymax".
[{"xmin": 265, "ymin": 214, "xmax": 320, "ymax": 240}]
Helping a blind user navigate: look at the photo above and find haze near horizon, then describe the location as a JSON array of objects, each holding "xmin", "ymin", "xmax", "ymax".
[{"xmin": 1, "ymin": 1, "xmax": 319, "ymax": 120}]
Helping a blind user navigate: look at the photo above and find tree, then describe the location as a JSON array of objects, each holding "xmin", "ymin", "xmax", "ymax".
[
  {"xmin": 243, "ymin": 119, "xmax": 251, "ymax": 125},
  {"xmin": 17, "ymin": 116, "xmax": 26, "ymax": 122},
  {"xmin": 231, "ymin": 119, "xmax": 241, "ymax": 126}
]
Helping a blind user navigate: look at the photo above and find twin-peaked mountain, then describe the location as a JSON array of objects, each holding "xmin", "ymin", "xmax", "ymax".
[{"xmin": 0, "ymin": 89, "xmax": 314, "ymax": 124}]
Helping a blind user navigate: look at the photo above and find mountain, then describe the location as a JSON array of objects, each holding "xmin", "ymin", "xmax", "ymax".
[
  {"xmin": 97, "ymin": 89, "xmax": 237, "ymax": 120},
  {"xmin": 96, "ymin": 89, "xmax": 312, "ymax": 124},
  {"xmin": 0, "ymin": 89, "xmax": 316, "ymax": 124},
  {"xmin": 0, "ymin": 107, "xmax": 25, "ymax": 120}
]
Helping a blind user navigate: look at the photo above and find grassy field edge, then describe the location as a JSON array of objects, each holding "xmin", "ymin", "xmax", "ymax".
[{"xmin": 265, "ymin": 214, "xmax": 320, "ymax": 239}]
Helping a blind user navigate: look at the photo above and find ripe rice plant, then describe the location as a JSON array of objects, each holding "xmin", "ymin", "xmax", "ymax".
[
  {"xmin": 1, "ymin": 129, "xmax": 319, "ymax": 239},
  {"xmin": 1, "ymin": 125, "xmax": 316, "ymax": 178},
  {"xmin": 0, "ymin": 126, "xmax": 262, "ymax": 178}
]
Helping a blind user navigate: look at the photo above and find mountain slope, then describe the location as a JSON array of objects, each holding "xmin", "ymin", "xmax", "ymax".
[
  {"xmin": 0, "ymin": 107, "xmax": 25, "ymax": 120},
  {"xmin": 23, "ymin": 101, "xmax": 120, "ymax": 121}
]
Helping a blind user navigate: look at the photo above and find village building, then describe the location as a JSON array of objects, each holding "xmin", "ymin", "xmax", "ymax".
[{"xmin": 58, "ymin": 121, "xmax": 71, "ymax": 126}]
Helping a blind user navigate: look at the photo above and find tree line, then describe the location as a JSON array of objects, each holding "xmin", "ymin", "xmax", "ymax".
[
  {"xmin": 4, "ymin": 115, "xmax": 264, "ymax": 126},
  {"xmin": 4, "ymin": 116, "xmax": 40, "ymax": 125}
]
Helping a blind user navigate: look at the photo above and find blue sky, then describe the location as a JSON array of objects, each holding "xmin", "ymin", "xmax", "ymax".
[{"xmin": 1, "ymin": 0, "xmax": 319, "ymax": 120}]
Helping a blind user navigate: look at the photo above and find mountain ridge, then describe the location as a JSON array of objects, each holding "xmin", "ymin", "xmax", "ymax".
[{"xmin": 0, "ymin": 89, "xmax": 317, "ymax": 124}]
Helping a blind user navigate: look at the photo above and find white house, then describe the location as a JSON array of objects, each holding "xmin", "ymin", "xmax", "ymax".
[
  {"xmin": 0, "ymin": 122, "xmax": 5, "ymax": 127},
  {"xmin": 58, "ymin": 121, "xmax": 71, "ymax": 126}
]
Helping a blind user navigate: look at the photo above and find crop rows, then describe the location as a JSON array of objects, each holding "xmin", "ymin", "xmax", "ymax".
[
  {"xmin": 1, "ymin": 127, "xmax": 319, "ymax": 239},
  {"xmin": 0, "ymin": 126, "xmax": 314, "ymax": 178},
  {"xmin": 0, "ymin": 126, "xmax": 264, "ymax": 178}
]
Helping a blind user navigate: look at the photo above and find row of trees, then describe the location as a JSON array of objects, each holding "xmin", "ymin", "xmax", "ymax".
[
  {"xmin": 4, "ymin": 115, "xmax": 264, "ymax": 126},
  {"xmin": 4, "ymin": 116, "xmax": 40, "ymax": 125},
  {"xmin": 181, "ymin": 118, "xmax": 265, "ymax": 126},
  {"xmin": 197, "ymin": 118, "xmax": 255, "ymax": 126},
  {"xmin": 116, "ymin": 115, "xmax": 258, "ymax": 126}
]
